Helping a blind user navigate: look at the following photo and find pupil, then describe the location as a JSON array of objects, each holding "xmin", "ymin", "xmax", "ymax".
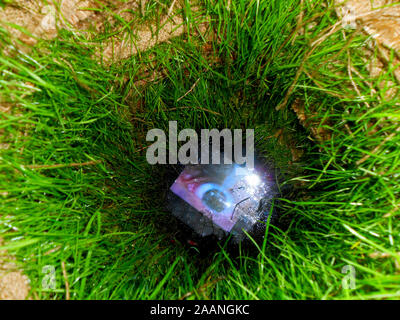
[{"xmin": 202, "ymin": 189, "xmax": 227, "ymax": 213}]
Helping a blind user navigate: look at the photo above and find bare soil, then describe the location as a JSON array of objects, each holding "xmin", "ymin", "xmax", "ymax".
[
  {"xmin": 0, "ymin": 239, "xmax": 30, "ymax": 300},
  {"xmin": 0, "ymin": 0, "xmax": 205, "ymax": 63}
]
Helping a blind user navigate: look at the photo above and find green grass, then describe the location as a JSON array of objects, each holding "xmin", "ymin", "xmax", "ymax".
[{"xmin": 1, "ymin": 0, "xmax": 400, "ymax": 299}]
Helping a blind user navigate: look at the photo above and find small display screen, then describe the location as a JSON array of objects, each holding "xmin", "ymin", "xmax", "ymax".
[{"xmin": 170, "ymin": 163, "xmax": 271, "ymax": 232}]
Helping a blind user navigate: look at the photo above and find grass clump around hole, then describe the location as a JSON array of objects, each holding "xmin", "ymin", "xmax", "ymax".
[{"xmin": 0, "ymin": 0, "xmax": 400, "ymax": 299}]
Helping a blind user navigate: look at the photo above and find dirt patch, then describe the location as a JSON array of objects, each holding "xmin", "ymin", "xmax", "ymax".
[
  {"xmin": 0, "ymin": 0, "xmax": 207, "ymax": 63},
  {"xmin": 338, "ymin": 0, "xmax": 400, "ymax": 51},
  {"xmin": 336, "ymin": 0, "xmax": 400, "ymax": 83},
  {"xmin": 0, "ymin": 0, "xmax": 98, "ymax": 43},
  {"xmin": 286, "ymin": 0, "xmax": 400, "ymax": 143},
  {"xmin": 0, "ymin": 239, "xmax": 30, "ymax": 300}
]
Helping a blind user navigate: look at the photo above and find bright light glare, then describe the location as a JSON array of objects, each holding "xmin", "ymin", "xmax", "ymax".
[{"xmin": 245, "ymin": 173, "xmax": 261, "ymax": 187}]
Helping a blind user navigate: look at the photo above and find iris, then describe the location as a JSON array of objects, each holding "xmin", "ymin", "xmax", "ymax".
[{"xmin": 195, "ymin": 183, "xmax": 233, "ymax": 214}]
